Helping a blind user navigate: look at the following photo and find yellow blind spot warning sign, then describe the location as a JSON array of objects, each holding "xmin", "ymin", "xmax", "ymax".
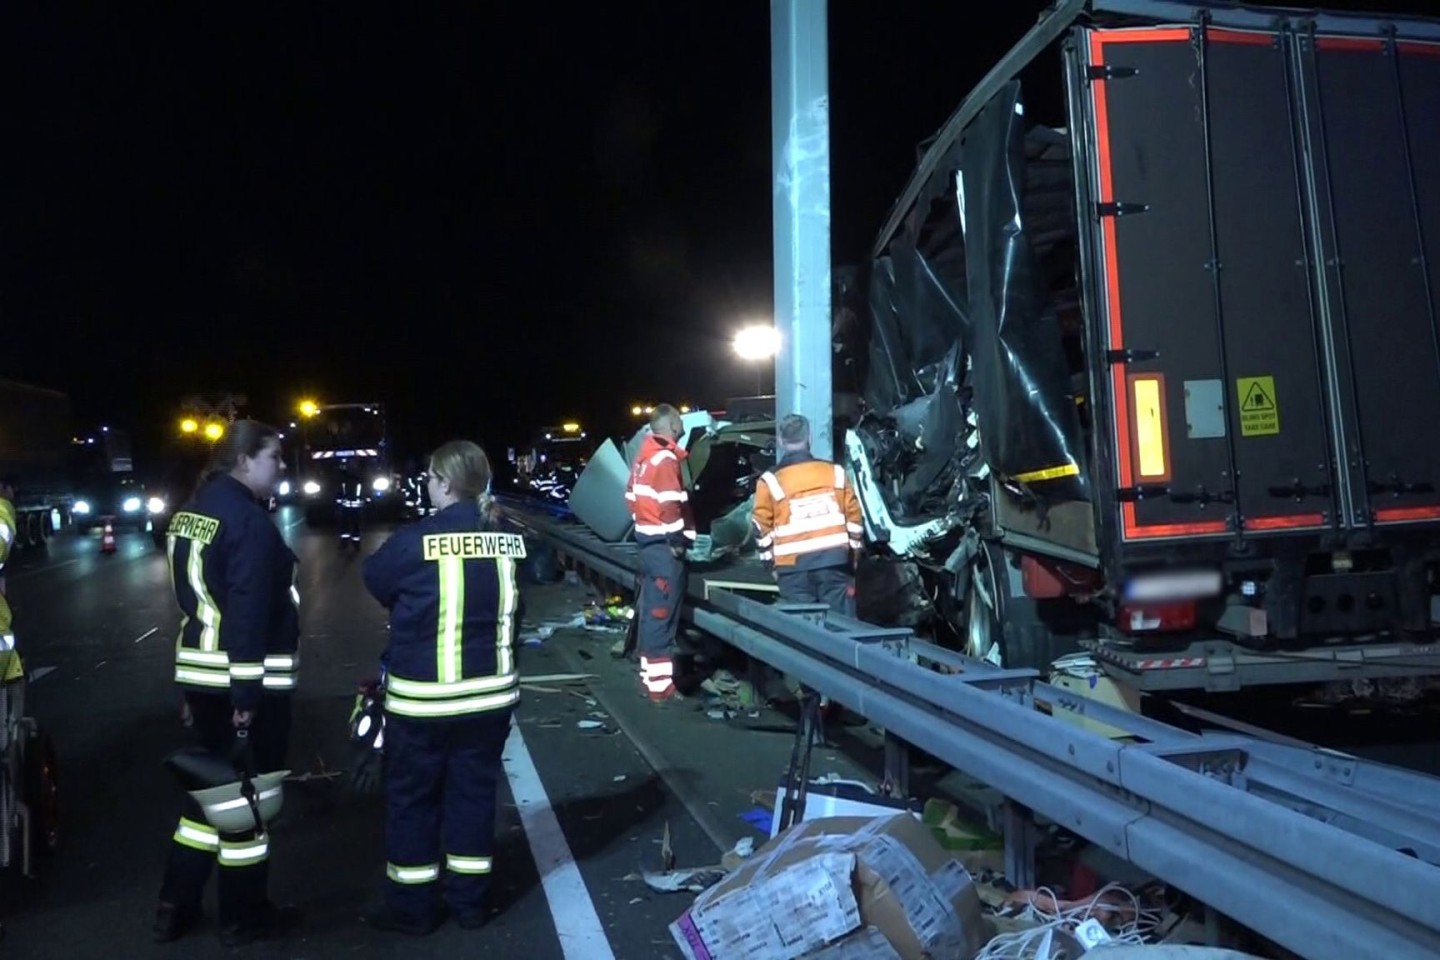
[{"xmin": 1237, "ymin": 375, "xmax": 1280, "ymax": 437}]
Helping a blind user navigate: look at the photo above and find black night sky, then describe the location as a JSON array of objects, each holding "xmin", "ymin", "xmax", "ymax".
[{"xmin": 0, "ymin": 1, "xmax": 1432, "ymax": 471}]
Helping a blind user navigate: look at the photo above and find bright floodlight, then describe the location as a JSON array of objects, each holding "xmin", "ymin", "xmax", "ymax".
[{"xmin": 733, "ymin": 325, "xmax": 779, "ymax": 361}]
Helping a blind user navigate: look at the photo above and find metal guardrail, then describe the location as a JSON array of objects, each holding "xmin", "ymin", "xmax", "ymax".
[
  {"xmin": 495, "ymin": 492, "xmax": 574, "ymax": 520},
  {"xmin": 507, "ymin": 506, "xmax": 1440, "ymax": 960}
]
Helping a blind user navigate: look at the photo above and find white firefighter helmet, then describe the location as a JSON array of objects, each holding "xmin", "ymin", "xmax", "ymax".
[{"xmin": 187, "ymin": 769, "xmax": 291, "ymax": 834}]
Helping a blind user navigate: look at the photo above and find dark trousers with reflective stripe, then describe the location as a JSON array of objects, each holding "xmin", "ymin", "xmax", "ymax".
[
  {"xmin": 383, "ymin": 709, "xmax": 512, "ymax": 921},
  {"xmin": 338, "ymin": 505, "xmax": 362, "ymax": 541},
  {"xmin": 776, "ymin": 565, "xmax": 855, "ymax": 616},
  {"xmin": 159, "ymin": 691, "xmax": 291, "ymax": 928},
  {"xmin": 637, "ymin": 542, "xmax": 685, "ymax": 657}
]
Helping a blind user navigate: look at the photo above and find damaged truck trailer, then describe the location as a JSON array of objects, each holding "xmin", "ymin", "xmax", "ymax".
[{"xmin": 847, "ymin": 0, "xmax": 1440, "ymax": 692}]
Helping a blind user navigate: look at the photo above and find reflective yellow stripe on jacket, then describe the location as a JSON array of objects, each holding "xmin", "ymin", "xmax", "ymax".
[{"xmin": 386, "ymin": 557, "xmax": 520, "ymax": 718}]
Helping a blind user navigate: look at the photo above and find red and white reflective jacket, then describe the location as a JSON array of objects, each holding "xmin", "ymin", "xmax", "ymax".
[
  {"xmin": 0, "ymin": 496, "xmax": 14, "ymax": 640},
  {"xmin": 626, "ymin": 433, "xmax": 696, "ymax": 547}
]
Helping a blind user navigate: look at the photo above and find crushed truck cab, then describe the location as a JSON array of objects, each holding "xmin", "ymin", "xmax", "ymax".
[{"xmin": 847, "ymin": 0, "xmax": 1440, "ymax": 691}]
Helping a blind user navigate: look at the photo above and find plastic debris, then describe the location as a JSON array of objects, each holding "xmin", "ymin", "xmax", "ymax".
[
  {"xmin": 660, "ymin": 821, "xmax": 674, "ymax": 871},
  {"xmin": 738, "ymin": 807, "xmax": 772, "ymax": 833},
  {"xmin": 578, "ymin": 598, "xmax": 634, "ymax": 632},
  {"xmin": 639, "ymin": 866, "xmax": 727, "ymax": 894}
]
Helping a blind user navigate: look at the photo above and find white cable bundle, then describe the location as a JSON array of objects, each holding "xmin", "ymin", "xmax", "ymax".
[{"xmin": 974, "ymin": 883, "xmax": 1165, "ymax": 960}]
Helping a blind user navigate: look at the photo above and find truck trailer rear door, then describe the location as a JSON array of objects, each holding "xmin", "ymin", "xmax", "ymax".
[
  {"xmin": 1300, "ymin": 34, "xmax": 1440, "ymax": 528},
  {"xmin": 1082, "ymin": 24, "xmax": 1335, "ymax": 543}
]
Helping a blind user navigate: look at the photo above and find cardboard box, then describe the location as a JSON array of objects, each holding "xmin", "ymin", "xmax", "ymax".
[
  {"xmin": 803, "ymin": 926, "xmax": 904, "ymax": 959},
  {"xmin": 670, "ymin": 814, "xmax": 988, "ymax": 960}
]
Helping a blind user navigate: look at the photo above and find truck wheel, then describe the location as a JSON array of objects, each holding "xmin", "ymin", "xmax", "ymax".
[
  {"xmin": 22, "ymin": 731, "xmax": 59, "ymax": 857},
  {"xmin": 964, "ymin": 546, "xmax": 1005, "ymax": 666},
  {"xmin": 963, "ymin": 543, "xmax": 1053, "ymax": 670}
]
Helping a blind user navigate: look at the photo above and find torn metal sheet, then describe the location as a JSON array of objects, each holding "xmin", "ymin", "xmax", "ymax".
[
  {"xmin": 566, "ymin": 438, "xmax": 634, "ymax": 542},
  {"xmin": 960, "ymin": 83, "xmax": 1088, "ymax": 503},
  {"xmin": 858, "ymin": 81, "xmax": 1086, "ymax": 529}
]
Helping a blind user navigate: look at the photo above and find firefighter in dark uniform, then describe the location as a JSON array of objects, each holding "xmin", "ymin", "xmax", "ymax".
[
  {"xmin": 337, "ymin": 461, "xmax": 365, "ymax": 548},
  {"xmin": 360, "ymin": 439, "xmax": 521, "ymax": 935},
  {"xmin": 152, "ymin": 420, "xmax": 301, "ymax": 947}
]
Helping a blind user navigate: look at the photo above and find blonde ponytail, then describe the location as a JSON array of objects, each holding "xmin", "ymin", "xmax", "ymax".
[
  {"xmin": 476, "ymin": 491, "xmax": 501, "ymax": 530},
  {"xmin": 428, "ymin": 439, "xmax": 501, "ymax": 528}
]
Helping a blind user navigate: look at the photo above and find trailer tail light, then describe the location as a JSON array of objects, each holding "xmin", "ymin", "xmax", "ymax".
[
  {"xmin": 1119, "ymin": 601, "xmax": 1197, "ymax": 634},
  {"xmin": 1118, "ymin": 568, "xmax": 1219, "ymax": 634},
  {"xmin": 1129, "ymin": 374, "xmax": 1171, "ymax": 482},
  {"xmin": 1021, "ymin": 555, "xmax": 1103, "ymax": 599}
]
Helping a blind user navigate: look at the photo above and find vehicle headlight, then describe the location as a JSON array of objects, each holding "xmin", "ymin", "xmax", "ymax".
[
  {"xmin": 372, "ymin": 476, "xmax": 391, "ymax": 492},
  {"xmin": 147, "ymin": 497, "xmax": 166, "ymax": 514},
  {"xmin": 303, "ymin": 480, "xmax": 321, "ymax": 496},
  {"xmin": 73, "ymin": 500, "xmax": 91, "ymax": 515},
  {"xmin": 123, "ymin": 497, "xmax": 143, "ymax": 513},
  {"xmin": 278, "ymin": 480, "xmax": 291, "ymax": 497}
]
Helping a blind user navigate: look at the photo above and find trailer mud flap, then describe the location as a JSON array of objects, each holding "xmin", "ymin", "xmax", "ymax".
[
  {"xmin": 1087, "ymin": 26, "xmax": 1335, "ymax": 542},
  {"xmin": 1305, "ymin": 37, "xmax": 1440, "ymax": 527}
]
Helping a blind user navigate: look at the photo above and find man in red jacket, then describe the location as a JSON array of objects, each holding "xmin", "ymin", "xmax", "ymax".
[{"xmin": 625, "ymin": 404, "xmax": 694, "ymax": 702}]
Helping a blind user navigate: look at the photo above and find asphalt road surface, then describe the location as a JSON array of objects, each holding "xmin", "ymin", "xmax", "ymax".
[{"xmin": 0, "ymin": 507, "xmax": 874, "ymax": 959}]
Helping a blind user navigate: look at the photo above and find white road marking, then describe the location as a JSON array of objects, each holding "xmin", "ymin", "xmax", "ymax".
[
  {"xmin": 503, "ymin": 722, "xmax": 616, "ymax": 960},
  {"xmin": 11, "ymin": 559, "xmax": 81, "ymax": 580},
  {"xmin": 134, "ymin": 627, "xmax": 159, "ymax": 644}
]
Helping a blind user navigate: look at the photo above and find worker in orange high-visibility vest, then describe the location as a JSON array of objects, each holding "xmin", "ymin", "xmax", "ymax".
[
  {"xmin": 624, "ymin": 404, "xmax": 695, "ymax": 702},
  {"xmin": 751, "ymin": 414, "xmax": 864, "ymax": 615},
  {"xmin": 0, "ymin": 477, "xmax": 20, "ymax": 682}
]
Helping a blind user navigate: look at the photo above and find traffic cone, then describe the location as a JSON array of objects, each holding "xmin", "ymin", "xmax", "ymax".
[{"xmin": 100, "ymin": 520, "xmax": 117, "ymax": 555}]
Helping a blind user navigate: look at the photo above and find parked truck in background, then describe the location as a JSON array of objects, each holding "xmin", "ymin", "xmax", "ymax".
[
  {"xmin": 0, "ymin": 379, "xmax": 77, "ymax": 549},
  {"xmin": 298, "ymin": 402, "xmax": 400, "ymax": 526},
  {"xmin": 513, "ymin": 422, "xmax": 591, "ymax": 504},
  {"xmin": 0, "ymin": 380, "xmax": 141, "ymax": 547}
]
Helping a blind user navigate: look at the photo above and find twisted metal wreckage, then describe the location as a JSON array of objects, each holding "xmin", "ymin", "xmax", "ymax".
[{"xmin": 510, "ymin": 2, "xmax": 1440, "ymax": 957}]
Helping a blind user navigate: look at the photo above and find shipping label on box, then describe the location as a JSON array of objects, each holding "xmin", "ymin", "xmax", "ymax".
[
  {"xmin": 671, "ymin": 815, "xmax": 989, "ymax": 960},
  {"xmin": 801, "ymin": 926, "xmax": 904, "ymax": 960},
  {"xmin": 671, "ymin": 852, "xmax": 862, "ymax": 960},
  {"xmin": 855, "ymin": 835, "xmax": 966, "ymax": 958}
]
